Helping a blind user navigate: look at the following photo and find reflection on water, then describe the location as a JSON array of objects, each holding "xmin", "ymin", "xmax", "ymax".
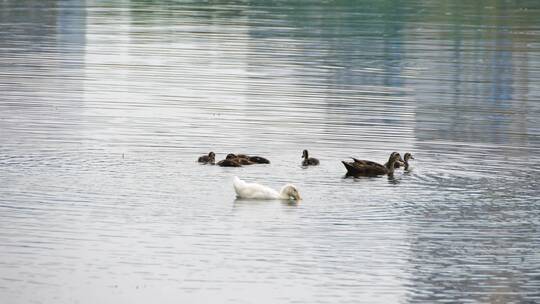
[{"xmin": 1, "ymin": 0, "xmax": 540, "ymax": 303}]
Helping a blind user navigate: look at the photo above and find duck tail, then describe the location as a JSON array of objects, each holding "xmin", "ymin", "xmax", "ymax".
[{"xmin": 341, "ymin": 161, "xmax": 357, "ymax": 174}]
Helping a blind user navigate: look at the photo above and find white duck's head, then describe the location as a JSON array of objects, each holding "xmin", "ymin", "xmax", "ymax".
[{"xmin": 280, "ymin": 184, "xmax": 301, "ymax": 201}]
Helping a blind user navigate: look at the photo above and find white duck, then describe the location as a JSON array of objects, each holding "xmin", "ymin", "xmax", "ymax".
[{"xmin": 233, "ymin": 176, "xmax": 301, "ymax": 201}]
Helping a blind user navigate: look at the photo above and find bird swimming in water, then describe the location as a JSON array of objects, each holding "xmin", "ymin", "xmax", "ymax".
[
  {"xmin": 198, "ymin": 152, "xmax": 215, "ymax": 165},
  {"xmin": 234, "ymin": 154, "xmax": 270, "ymax": 164},
  {"xmin": 225, "ymin": 154, "xmax": 254, "ymax": 165},
  {"xmin": 384, "ymin": 152, "xmax": 404, "ymax": 168},
  {"xmin": 401, "ymin": 152, "xmax": 414, "ymax": 170},
  {"xmin": 247, "ymin": 156, "xmax": 270, "ymax": 164},
  {"xmin": 233, "ymin": 176, "xmax": 301, "ymax": 201},
  {"xmin": 342, "ymin": 152, "xmax": 403, "ymax": 176},
  {"xmin": 217, "ymin": 154, "xmax": 242, "ymax": 167},
  {"xmin": 301, "ymin": 149, "xmax": 319, "ymax": 166}
]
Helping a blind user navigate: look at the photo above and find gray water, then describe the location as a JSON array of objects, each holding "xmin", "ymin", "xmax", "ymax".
[{"xmin": 1, "ymin": 1, "xmax": 540, "ymax": 303}]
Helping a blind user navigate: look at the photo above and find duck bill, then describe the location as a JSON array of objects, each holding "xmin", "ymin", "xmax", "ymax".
[{"xmin": 293, "ymin": 193, "xmax": 302, "ymax": 201}]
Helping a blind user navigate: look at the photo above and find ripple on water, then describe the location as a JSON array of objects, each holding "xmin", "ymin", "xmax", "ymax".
[{"xmin": 1, "ymin": 0, "xmax": 540, "ymax": 303}]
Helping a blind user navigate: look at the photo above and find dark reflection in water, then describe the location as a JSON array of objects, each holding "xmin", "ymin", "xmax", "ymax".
[{"xmin": 1, "ymin": 1, "xmax": 540, "ymax": 304}]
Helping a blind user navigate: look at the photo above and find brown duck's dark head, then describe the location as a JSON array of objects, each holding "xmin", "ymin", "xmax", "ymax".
[
  {"xmin": 404, "ymin": 153, "xmax": 414, "ymax": 161},
  {"xmin": 302, "ymin": 149, "xmax": 308, "ymax": 159},
  {"xmin": 208, "ymin": 152, "xmax": 216, "ymax": 162},
  {"xmin": 226, "ymin": 153, "xmax": 237, "ymax": 160}
]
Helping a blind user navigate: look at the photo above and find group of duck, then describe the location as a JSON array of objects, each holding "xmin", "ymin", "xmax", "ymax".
[
  {"xmin": 198, "ymin": 152, "xmax": 270, "ymax": 167},
  {"xmin": 342, "ymin": 151, "xmax": 414, "ymax": 176},
  {"xmin": 199, "ymin": 149, "xmax": 414, "ymax": 177}
]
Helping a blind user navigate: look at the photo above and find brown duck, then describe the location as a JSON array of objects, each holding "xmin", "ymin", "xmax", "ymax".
[
  {"xmin": 302, "ymin": 150, "xmax": 319, "ymax": 166},
  {"xmin": 342, "ymin": 152, "xmax": 403, "ymax": 176},
  {"xmin": 217, "ymin": 154, "xmax": 242, "ymax": 167},
  {"xmin": 198, "ymin": 152, "xmax": 215, "ymax": 165},
  {"xmin": 234, "ymin": 153, "xmax": 270, "ymax": 164},
  {"xmin": 227, "ymin": 154, "xmax": 255, "ymax": 165},
  {"xmin": 247, "ymin": 156, "xmax": 270, "ymax": 164},
  {"xmin": 384, "ymin": 151, "xmax": 405, "ymax": 168},
  {"xmin": 400, "ymin": 152, "xmax": 414, "ymax": 170},
  {"xmin": 350, "ymin": 152, "xmax": 403, "ymax": 168}
]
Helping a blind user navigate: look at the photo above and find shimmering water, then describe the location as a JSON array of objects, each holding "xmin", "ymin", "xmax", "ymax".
[{"xmin": 1, "ymin": 1, "xmax": 540, "ymax": 303}]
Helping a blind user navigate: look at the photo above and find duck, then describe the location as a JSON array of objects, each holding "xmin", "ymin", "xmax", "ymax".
[
  {"xmin": 350, "ymin": 152, "xmax": 403, "ymax": 168},
  {"xmin": 301, "ymin": 149, "xmax": 319, "ymax": 166},
  {"xmin": 231, "ymin": 153, "xmax": 270, "ymax": 164},
  {"xmin": 198, "ymin": 152, "xmax": 215, "ymax": 165},
  {"xmin": 342, "ymin": 152, "xmax": 403, "ymax": 176},
  {"xmin": 233, "ymin": 176, "xmax": 301, "ymax": 200},
  {"xmin": 217, "ymin": 154, "xmax": 242, "ymax": 167},
  {"xmin": 227, "ymin": 154, "xmax": 255, "ymax": 165},
  {"xmin": 402, "ymin": 152, "xmax": 414, "ymax": 170},
  {"xmin": 248, "ymin": 156, "xmax": 270, "ymax": 164},
  {"xmin": 384, "ymin": 151, "xmax": 405, "ymax": 168}
]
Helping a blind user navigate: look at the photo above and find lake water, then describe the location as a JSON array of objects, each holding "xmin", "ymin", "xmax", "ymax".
[{"xmin": 1, "ymin": 1, "xmax": 540, "ymax": 303}]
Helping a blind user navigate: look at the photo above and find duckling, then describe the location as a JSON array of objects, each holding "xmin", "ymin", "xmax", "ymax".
[
  {"xmin": 342, "ymin": 152, "xmax": 402, "ymax": 176},
  {"xmin": 402, "ymin": 152, "xmax": 414, "ymax": 170},
  {"xmin": 301, "ymin": 149, "xmax": 319, "ymax": 166},
  {"xmin": 217, "ymin": 154, "xmax": 242, "ymax": 167},
  {"xmin": 384, "ymin": 151, "xmax": 404, "ymax": 168},
  {"xmin": 198, "ymin": 152, "xmax": 215, "ymax": 165}
]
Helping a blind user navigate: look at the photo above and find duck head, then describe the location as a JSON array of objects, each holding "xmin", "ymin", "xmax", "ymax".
[
  {"xmin": 391, "ymin": 151, "xmax": 404, "ymax": 164},
  {"xmin": 391, "ymin": 152, "xmax": 402, "ymax": 163},
  {"xmin": 404, "ymin": 153, "xmax": 414, "ymax": 161},
  {"xmin": 281, "ymin": 184, "xmax": 302, "ymax": 201},
  {"xmin": 302, "ymin": 149, "xmax": 309, "ymax": 159}
]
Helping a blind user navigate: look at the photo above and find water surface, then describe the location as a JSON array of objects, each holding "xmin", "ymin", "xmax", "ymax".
[{"xmin": 1, "ymin": 1, "xmax": 540, "ymax": 303}]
